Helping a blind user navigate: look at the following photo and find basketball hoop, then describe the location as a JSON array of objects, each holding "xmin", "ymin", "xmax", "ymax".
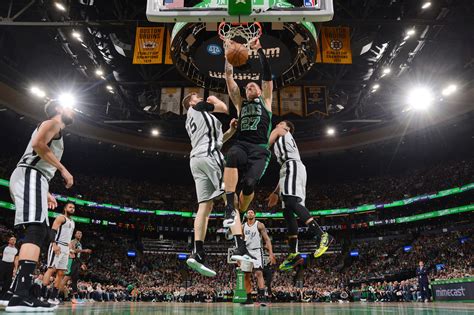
[{"xmin": 218, "ymin": 22, "xmax": 262, "ymax": 50}]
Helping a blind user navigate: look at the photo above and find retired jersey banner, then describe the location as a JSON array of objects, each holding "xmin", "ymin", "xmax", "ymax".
[
  {"xmin": 321, "ymin": 27, "xmax": 352, "ymax": 64},
  {"xmin": 304, "ymin": 86, "xmax": 327, "ymax": 116},
  {"xmin": 133, "ymin": 27, "xmax": 165, "ymax": 64},
  {"xmin": 280, "ymin": 86, "xmax": 303, "ymax": 116},
  {"xmin": 160, "ymin": 88, "xmax": 181, "ymax": 115}
]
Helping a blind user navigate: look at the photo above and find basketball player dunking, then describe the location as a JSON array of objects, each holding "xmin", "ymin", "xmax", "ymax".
[
  {"xmin": 7, "ymin": 100, "xmax": 74, "ymax": 312},
  {"xmin": 182, "ymin": 93, "xmax": 241, "ymax": 275},
  {"xmin": 267, "ymin": 121, "xmax": 334, "ymax": 271},
  {"xmin": 41, "ymin": 202, "xmax": 76, "ymax": 305},
  {"xmin": 240, "ymin": 209, "xmax": 276, "ymax": 306},
  {"xmin": 223, "ymin": 39, "xmax": 274, "ymax": 261}
]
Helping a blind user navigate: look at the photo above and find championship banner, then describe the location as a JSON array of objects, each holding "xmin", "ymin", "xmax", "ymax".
[
  {"xmin": 182, "ymin": 87, "xmax": 204, "ymax": 114},
  {"xmin": 304, "ymin": 86, "xmax": 327, "ymax": 116},
  {"xmin": 280, "ymin": 86, "xmax": 303, "ymax": 116},
  {"xmin": 160, "ymin": 88, "xmax": 181, "ymax": 115},
  {"xmin": 316, "ymin": 35, "xmax": 322, "ymax": 63},
  {"xmin": 321, "ymin": 26, "xmax": 352, "ymax": 64},
  {"xmin": 132, "ymin": 27, "xmax": 165, "ymax": 64},
  {"xmin": 164, "ymin": 30, "xmax": 173, "ymax": 65}
]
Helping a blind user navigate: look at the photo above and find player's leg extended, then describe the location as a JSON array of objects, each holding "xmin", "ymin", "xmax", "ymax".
[
  {"xmin": 280, "ymin": 208, "xmax": 304, "ymax": 271},
  {"xmin": 223, "ymin": 144, "xmax": 246, "ymax": 227},
  {"xmin": 48, "ymin": 270, "xmax": 64, "ymax": 304},
  {"xmin": 187, "ymin": 201, "xmax": 216, "ymax": 277},
  {"xmin": 283, "ymin": 196, "xmax": 334, "ymax": 258}
]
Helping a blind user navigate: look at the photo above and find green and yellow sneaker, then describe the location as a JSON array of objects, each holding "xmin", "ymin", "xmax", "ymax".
[
  {"xmin": 314, "ymin": 232, "xmax": 335, "ymax": 258},
  {"xmin": 279, "ymin": 253, "xmax": 304, "ymax": 271}
]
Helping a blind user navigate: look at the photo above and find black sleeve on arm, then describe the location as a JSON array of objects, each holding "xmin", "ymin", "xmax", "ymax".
[
  {"xmin": 193, "ymin": 101, "xmax": 215, "ymax": 112},
  {"xmin": 257, "ymin": 48, "xmax": 272, "ymax": 81}
]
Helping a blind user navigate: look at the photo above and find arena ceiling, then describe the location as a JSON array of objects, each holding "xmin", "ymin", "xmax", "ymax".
[{"xmin": 0, "ymin": 0, "xmax": 473, "ymax": 154}]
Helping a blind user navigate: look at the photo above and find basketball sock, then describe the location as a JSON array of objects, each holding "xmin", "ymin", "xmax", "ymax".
[
  {"xmin": 13, "ymin": 260, "xmax": 36, "ymax": 297},
  {"xmin": 307, "ymin": 220, "xmax": 324, "ymax": 237},
  {"xmin": 50, "ymin": 287, "xmax": 59, "ymax": 299},
  {"xmin": 257, "ymin": 289, "xmax": 265, "ymax": 300},
  {"xmin": 289, "ymin": 237, "xmax": 298, "ymax": 253},
  {"xmin": 226, "ymin": 192, "xmax": 235, "ymax": 207},
  {"xmin": 234, "ymin": 234, "xmax": 246, "ymax": 248},
  {"xmin": 194, "ymin": 240, "xmax": 204, "ymax": 254},
  {"xmin": 41, "ymin": 285, "xmax": 48, "ymax": 298}
]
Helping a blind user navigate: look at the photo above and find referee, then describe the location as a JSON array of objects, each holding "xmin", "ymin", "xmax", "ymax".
[{"xmin": 0, "ymin": 236, "xmax": 18, "ymax": 305}]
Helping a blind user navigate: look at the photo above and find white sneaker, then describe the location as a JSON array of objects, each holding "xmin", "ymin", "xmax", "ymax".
[{"xmin": 47, "ymin": 298, "xmax": 60, "ymax": 305}]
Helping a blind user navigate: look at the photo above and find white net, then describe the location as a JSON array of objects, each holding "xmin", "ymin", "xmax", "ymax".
[{"xmin": 218, "ymin": 22, "xmax": 262, "ymax": 49}]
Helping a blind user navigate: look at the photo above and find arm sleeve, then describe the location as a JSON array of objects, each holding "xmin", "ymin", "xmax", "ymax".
[
  {"xmin": 257, "ymin": 48, "xmax": 272, "ymax": 81},
  {"xmin": 193, "ymin": 101, "xmax": 215, "ymax": 112}
]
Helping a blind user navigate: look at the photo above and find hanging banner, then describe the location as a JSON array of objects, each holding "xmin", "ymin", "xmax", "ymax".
[
  {"xmin": 280, "ymin": 86, "xmax": 303, "ymax": 116},
  {"xmin": 160, "ymin": 88, "xmax": 182, "ymax": 115},
  {"xmin": 304, "ymin": 86, "xmax": 328, "ymax": 116},
  {"xmin": 132, "ymin": 27, "xmax": 165, "ymax": 64},
  {"xmin": 321, "ymin": 26, "xmax": 352, "ymax": 64},
  {"xmin": 182, "ymin": 87, "xmax": 205, "ymax": 114},
  {"xmin": 316, "ymin": 35, "xmax": 322, "ymax": 63},
  {"xmin": 271, "ymin": 91, "xmax": 279, "ymax": 115},
  {"xmin": 164, "ymin": 30, "xmax": 173, "ymax": 65}
]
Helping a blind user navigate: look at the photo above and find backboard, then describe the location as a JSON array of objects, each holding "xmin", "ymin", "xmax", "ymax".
[{"xmin": 147, "ymin": 0, "xmax": 334, "ymax": 23}]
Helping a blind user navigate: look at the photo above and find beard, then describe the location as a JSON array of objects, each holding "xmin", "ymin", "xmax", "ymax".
[{"xmin": 61, "ymin": 114, "xmax": 74, "ymax": 126}]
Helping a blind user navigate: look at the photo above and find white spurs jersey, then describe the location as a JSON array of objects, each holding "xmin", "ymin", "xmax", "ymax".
[
  {"xmin": 274, "ymin": 132, "xmax": 301, "ymax": 165},
  {"xmin": 186, "ymin": 107, "xmax": 223, "ymax": 158},
  {"xmin": 17, "ymin": 124, "xmax": 64, "ymax": 181},
  {"xmin": 54, "ymin": 215, "xmax": 75, "ymax": 246},
  {"xmin": 244, "ymin": 220, "xmax": 262, "ymax": 250}
]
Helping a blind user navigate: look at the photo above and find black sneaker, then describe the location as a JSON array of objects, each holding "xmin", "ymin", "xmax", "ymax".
[
  {"xmin": 0, "ymin": 292, "xmax": 13, "ymax": 306},
  {"xmin": 240, "ymin": 298, "xmax": 254, "ymax": 306},
  {"xmin": 231, "ymin": 245, "xmax": 256, "ymax": 262},
  {"xmin": 223, "ymin": 204, "xmax": 237, "ymax": 228},
  {"xmin": 6, "ymin": 295, "xmax": 57, "ymax": 312},
  {"xmin": 186, "ymin": 252, "xmax": 216, "ymax": 277}
]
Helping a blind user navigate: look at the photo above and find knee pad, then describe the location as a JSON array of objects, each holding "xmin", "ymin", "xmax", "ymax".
[
  {"xmin": 241, "ymin": 177, "xmax": 256, "ymax": 196},
  {"xmin": 23, "ymin": 222, "xmax": 49, "ymax": 247},
  {"xmin": 283, "ymin": 208, "xmax": 298, "ymax": 235}
]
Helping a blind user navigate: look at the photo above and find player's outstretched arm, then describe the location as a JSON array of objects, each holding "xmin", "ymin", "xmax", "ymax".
[
  {"xmin": 32, "ymin": 120, "xmax": 73, "ymax": 188},
  {"xmin": 266, "ymin": 184, "xmax": 280, "ymax": 208},
  {"xmin": 205, "ymin": 95, "xmax": 228, "ymax": 114},
  {"xmin": 258, "ymin": 222, "xmax": 276, "ymax": 265},
  {"xmin": 268, "ymin": 128, "xmax": 286, "ymax": 147},
  {"xmin": 223, "ymin": 118, "xmax": 238, "ymax": 144},
  {"xmin": 224, "ymin": 58, "xmax": 242, "ymax": 114},
  {"xmin": 251, "ymin": 39, "xmax": 273, "ymax": 111}
]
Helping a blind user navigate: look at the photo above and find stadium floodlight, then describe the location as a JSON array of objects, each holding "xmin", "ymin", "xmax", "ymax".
[
  {"xmin": 422, "ymin": 2, "xmax": 431, "ymax": 9},
  {"xmin": 30, "ymin": 86, "xmax": 46, "ymax": 98},
  {"xmin": 151, "ymin": 129, "xmax": 159, "ymax": 136},
  {"xmin": 327, "ymin": 127, "xmax": 336, "ymax": 136},
  {"xmin": 71, "ymin": 31, "xmax": 82, "ymax": 41},
  {"xmin": 54, "ymin": 2, "xmax": 66, "ymax": 11},
  {"xmin": 58, "ymin": 93, "xmax": 76, "ymax": 108},
  {"xmin": 382, "ymin": 67, "xmax": 391, "ymax": 75},
  {"xmin": 95, "ymin": 69, "xmax": 104, "ymax": 76},
  {"xmin": 407, "ymin": 87, "xmax": 434, "ymax": 111},
  {"xmin": 406, "ymin": 29, "xmax": 416, "ymax": 36},
  {"xmin": 372, "ymin": 83, "xmax": 380, "ymax": 90},
  {"xmin": 441, "ymin": 84, "xmax": 457, "ymax": 96},
  {"xmin": 106, "ymin": 85, "xmax": 113, "ymax": 91}
]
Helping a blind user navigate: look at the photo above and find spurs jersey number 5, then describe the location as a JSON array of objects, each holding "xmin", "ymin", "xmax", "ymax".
[
  {"xmin": 186, "ymin": 107, "xmax": 223, "ymax": 158},
  {"xmin": 17, "ymin": 124, "xmax": 64, "ymax": 181},
  {"xmin": 274, "ymin": 132, "xmax": 301, "ymax": 165}
]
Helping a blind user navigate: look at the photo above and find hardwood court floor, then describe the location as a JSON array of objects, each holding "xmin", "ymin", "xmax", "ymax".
[{"xmin": 2, "ymin": 301, "xmax": 474, "ymax": 314}]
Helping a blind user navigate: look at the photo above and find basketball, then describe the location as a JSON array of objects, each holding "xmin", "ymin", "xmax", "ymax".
[{"xmin": 225, "ymin": 42, "xmax": 249, "ymax": 67}]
